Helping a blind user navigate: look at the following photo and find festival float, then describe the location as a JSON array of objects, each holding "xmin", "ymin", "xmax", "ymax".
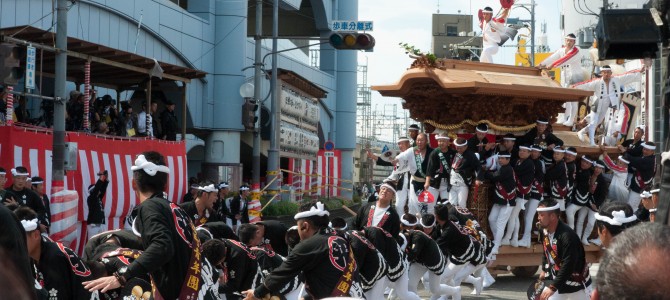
[{"xmin": 371, "ymin": 54, "xmax": 606, "ymax": 277}]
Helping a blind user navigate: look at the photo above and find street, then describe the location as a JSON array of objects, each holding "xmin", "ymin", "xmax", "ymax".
[{"xmin": 415, "ymin": 264, "xmax": 599, "ymax": 300}]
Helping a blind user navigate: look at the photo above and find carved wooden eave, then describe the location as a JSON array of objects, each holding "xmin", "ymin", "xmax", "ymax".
[{"xmin": 371, "ymin": 59, "xmax": 594, "ymax": 129}]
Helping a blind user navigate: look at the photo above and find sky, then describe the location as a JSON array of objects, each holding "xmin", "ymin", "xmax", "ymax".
[{"xmin": 357, "ymin": 0, "xmax": 564, "ymax": 141}]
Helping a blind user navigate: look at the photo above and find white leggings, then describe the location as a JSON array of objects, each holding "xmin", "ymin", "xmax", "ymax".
[
  {"xmin": 489, "ymin": 203, "xmax": 513, "ymax": 253},
  {"xmin": 521, "ymin": 199, "xmax": 540, "ymax": 241},
  {"xmin": 364, "ymin": 277, "xmax": 386, "ymax": 300},
  {"xmin": 388, "ymin": 270, "xmax": 421, "ymax": 300},
  {"xmin": 480, "ymin": 44, "xmax": 499, "ymax": 63},
  {"xmin": 407, "ymin": 264, "xmax": 459, "ymax": 298},
  {"xmin": 448, "ymin": 184, "xmax": 469, "ymax": 208},
  {"xmin": 503, "ymin": 198, "xmax": 526, "ymax": 242},
  {"xmin": 576, "ymin": 208, "xmax": 596, "ymax": 241}
]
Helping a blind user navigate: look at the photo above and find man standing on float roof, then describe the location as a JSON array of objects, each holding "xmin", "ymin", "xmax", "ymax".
[
  {"xmin": 539, "ymin": 33, "xmax": 585, "ymax": 127},
  {"xmin": 479, "ymin": 5, "xmax": 510, "ymax": 63}
]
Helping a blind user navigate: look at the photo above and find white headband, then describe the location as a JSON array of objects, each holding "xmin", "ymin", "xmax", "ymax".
[
  {"xmin": 239, "ymin": 186, "xmax": 250, "ymax": 191},
  {"xmin": 481, "ymin": 10, "xmax": 493, "ymax": 14},
  {"xmin": 131, "ymin": 155, "xmax": 170, "ymax": 176},
  {"xmin": 21, "ymin": 218, "xmax": 39, "ymax": 231},
  {"xmin": 421, "ymin": 217, "xmax": 436, "ymax": 228},
  {"xmin": 294, "ymin": 202, "xmax": 330, "ymax": 220},
  {"xmin": 536, "ymin": 203, "xmax": 560, "ymax": 212},
  {"xmin": 503, "ymin": 137, "xmax": 516, "ymax": 141},
  {"xmin": 11, "ymin": 168, "xmax": 29, "ymax": 177},
  {"xmin": 594, "ymin": 162, "xmax": 605, "ymax": 169},
  {"xmin": 0, "ymin": 171, "xmax": 5, "ymax": 175},
  {"xmin": 642, "ymin": 143, "xmax": 656, "ymax": 150},
  {"xmin": 400, "ymin": 215, "xmax": 419, "ymax": 227},
  {"xmin": 397, "ymin": 138, "xmax": 410, "ymax": 143},
  {"xmin": 564, "ymin": 35, "xmax": 576, "ymax": 40},
  {"xmin": 582, "ymin": 157, "xmax": 593, "ymax": 164},
  {"xmin": 196, "ymin": 226, "xmax": 214, "ymax": 241},
  {"xmin": 498, "ymin": 154, "xmax": 511, "ymax": 158},
  {"xmin": 476, "ymin": 127, "xmax": 488, "ymax": 133},
  {"xmin": 536, "ymin": 120, "xmax": 549, "ymax": 125},
  {"xmin": 600, "ymin": 67, "xmax": 612, "ymax": 71},
  {"xmin": 329, "ymin": 222, "xmax": 347, "ymax": 230},
  {"xmin": 565, "ymin": 150, "xmax": 577, "ymax": 156},
  {"xmin": 198, "ymin": 184, "xmax": 217, "ymax": 193},
  {"xmin": 650, "ymin": 189, "xmax": 660, "ymax": 194},
  {"xmin": 618, "ymin": 156, "xmax": 630, "ymax": 164},
  {"xmin": 594, "ymin": 210, "xmax": 637, "ymax": 226},
  {"xmin": 519, "ymin": 146, "xmax": 531, "ymax": 151},
  {"xmin": 380, "ymin": 183, "xmax": 396, "ymax": 194},
  {"xmin": 454, "ymin": 140, "xmax": 467, "ymax": 147},
  {"xmin": 408, "ymin": 127, "xmax": 420, "ymax": 131},
  {"xmin": 553, "ymin": 148, "xmax": 566, "ymax": 153},
  {"xmin": 218, "ymin": 183, "xmax": 229, "ymax": 189},
  {"xmin": 649, "ymin": 208, "xmax": 658, "ymax": 213},
  {"xmin": 640, "ymin": 191, "xmax": 652, "ymax": 198},
  {"xmin": 31, "ymin": 180, "xmax": 44, "ymax": 185},
  {"xmin": 531, "ymin": 146, "xmax": 542, "ymax": 152},
  {"xmin": 435, "ymin": 136, "xmax": 450, "ymax": 140}
]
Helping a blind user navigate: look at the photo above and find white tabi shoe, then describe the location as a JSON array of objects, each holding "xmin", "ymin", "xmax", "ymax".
[
  {"xmin": 589, "ymin": 238, "xmax": 602, "ymax": 246},
  {"xmin": 562, "ymin": 120, "xmax": 574, "ymax": 127},
  {"xmin": 577, "ymin": 128, "xmax": 587, "ymax": 143},
  {"xmin": 517, "ymin": 237, "xmax": 531, "ymax": 248},
  {"xmin": 501, "ymin": 239, "xmax": 511, "ymax": 246},
  {"xmin": 581, "ymin": 238, "xmax": 591, "ymax": 246},
  {"xmin": 470, "ymin": 277, "xmax": 484, "ymax": 295},
  {"xmin": 452, "ymin": 286, "xmax": 462, "ymax": 300},
  {"xmin": 510, "ymin": 238, "xmax": 519, "ymax": 247}
]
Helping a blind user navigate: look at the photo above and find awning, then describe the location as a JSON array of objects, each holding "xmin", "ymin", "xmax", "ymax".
[
  {"xmin": 372, "ymin": 59, "xmax": 593, "ymax": 128},
  {"xmin": 0, "ymin": 26, "xmax": 206, "ymax": 89}
]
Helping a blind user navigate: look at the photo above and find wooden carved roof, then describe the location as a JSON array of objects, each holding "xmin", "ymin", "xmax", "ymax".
[{"xmin": 371, "ymin": 59, "xmax": 593, "ymax": 130}]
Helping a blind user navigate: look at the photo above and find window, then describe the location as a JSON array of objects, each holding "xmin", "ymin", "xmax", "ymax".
[
  {"xmin": 446, "ymin": 26, "xmax": 458, "ymax": 37},
  {"xmin": 169, "ymin": 0, "xmax": 188, "ymax": 10}
]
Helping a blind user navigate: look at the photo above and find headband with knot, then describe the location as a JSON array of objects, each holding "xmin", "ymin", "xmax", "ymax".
[
  {"xmin": 21, "ymin": 218, "xmax": 39, "ymax": 231},
  {"xmin": 294, "ymin": 202, "xmax": 330, "ymax": 220},
  {"xmin": 198, "ymin": 184, "xmax": 217, "ymax": 193},
  {"xmin": 131, "ymin": 155, "xmax": 170, "ymax": 176},
  {"xmin": 594, "ymin": 210, "xmax": 637, "ymax": 226},
  {"xmin": 11, "ymin": 168, "xmax": 30, "ymax": 177}
]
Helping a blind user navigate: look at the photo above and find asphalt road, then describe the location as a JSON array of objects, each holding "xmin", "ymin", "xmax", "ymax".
[{"xmin": 414, "ymin": 264, "xmax": 599, "ymax": 300}]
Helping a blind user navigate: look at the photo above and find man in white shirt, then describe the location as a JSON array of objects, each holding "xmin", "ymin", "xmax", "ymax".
[
  {"xmin": 479, "ymin": 6, "xmax": 510, "ymax": 63},
  {"xmin": 573, "ymin": 66, "xmax": 642, "ymax": 146},
  {"xmin": 539, "ymin": 34, "xmax": 585, "ymax": 127},
  {"xmin": 137, "ymin": 103, "xmax": 153, "ymax": 137}
]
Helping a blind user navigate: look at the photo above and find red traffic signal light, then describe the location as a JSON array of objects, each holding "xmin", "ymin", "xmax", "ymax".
[
  {"xmin": 0, "ymin": 43, "xmax": 22, "ymax": 86},
  {"xmin": 329, "ymin": 33, "xmax": 375, "ymax": 50}
]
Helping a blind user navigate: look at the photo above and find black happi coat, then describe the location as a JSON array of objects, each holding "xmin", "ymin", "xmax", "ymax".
[
  {"xmin": 541, "ymin": 222, "xmax": 591, "ymax": 294},
  {"xmin": 254, "ymin": 228, "xmax": 363, "ymax": 299},
  {"xmin": 478, "ymin": 164, "xmax": 517, "ymax": 206},
  {"xmin": 572, "ymin": 168, "xmax": 592, "ymax": 206},
  {"xmin": 219, "ymin": 239, "xmax": 259, "ymax": 299},
  {"xmin": 589, "ymin": 174, "xmax": 609, "ymax": 211},
  {"xmin": 436, "ymin": 220, "xmax": 487, "ymax": 266},
  {"xmin": 626, "ymin": 154, "xmax": 656, "ymax": 193},
  {"xmin": 363, "ymin": 226, "xmax": 406, "ymax": 282},
  {"xmin": 0, "ymin": 205, "xmax": 38, "ymax": 300},
  {"xmin": 124, "ymin": 195, "xmax": 196, "ymax": 300},
  {"xmin": 227, "ymin": 195, "xmax": 250, "ymax": 226},
  {"xmin": 451, "ymin": 150, "xmax": 481, "ymax": 186},
  {"xmin": 258, "ymin": 220, "xmax": 290, "ymax": 257},
  {"xmin": 467, "ymin": 136, "xmax": 491, "ymax": 164},
  {"xmin": 520, "ymin": 128, "xmax": 564, "ymax": 165},
  {"xmin": 621, "ymin": 139, "xmax": 643, "ymax": 157},
  {"xmin": 251, "ymin": 246, "xmax": 301, "ymax": 296},
  {"xmin": 531, "ymin": 158, "xmax": 546, "ymax": 200},
  {"xmin": 514, "ymin": 158, "xmax": 535, "ymax": 199},
  {"xmin": 353, "ymin": 202, "xmax": 400, "ymax": 239},
  {"xmin": 404, "ymin": 230, "xmax": 446, "ymax": 275},
  {"xmin": 565, "ymin": 161, "xmax": 577, "ymax": 204},
  {"xmin": 86, "ymin": 178, "xmax": 109, "ymax": 225},
  {"xmin": 179, "ymin": 200, "xmax": 220, "ymax": 226},
  {"xmin": 82, "ymin": 229, "xmax": 143, "ymax": 261},
  {"xmin": 342, "ymin": 230, "xmax": 387, "ymax": 291},
  {"xmin": 39, "ymin": 194, "xmax": 51, "ymax": 229},
  {"xmin": 34, "ymin": 236, "xmax": 91, "ymax": 300},
  {"xmin": 4, "ymin": 187, "xmax": 47, "ymax": 225},
  {"xmin": 376, "ymin": 156, "xmax": 409, "ymax": 192},
  {"xmin": 426, "ymin": 148, "xmax": 456, "ymax": 189},
  {"xmin": 545, "ymin": 160, "xmax": 568, "ymax": 201}
]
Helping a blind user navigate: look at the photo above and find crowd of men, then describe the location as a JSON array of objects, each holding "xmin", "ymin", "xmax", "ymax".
[{"xmin": 0, "ymin": 121, "xmax": 664, "ymax": 300}]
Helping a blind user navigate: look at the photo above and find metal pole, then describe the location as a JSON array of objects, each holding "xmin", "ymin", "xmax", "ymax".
[
  {"xmin": 252, "ymin": 0, "xmax": 263, "ymax": 186},
  {"xmin": 181, "ymin": 84, "xmax": 187, "ymax": 141},
  {"xmin": 52, "ymin": 0, "xmax": 68, "ymax": 185},
  {"xmin": 146, "ymin": 78, "xmax": 152, "ymax": 137},
  {"xmin": 530, "ymin": 0, "xmax": 536, "ymax": 66},
  {"xmin": 267, "ymin": 0, "xmax": 280, "ymax": 192}
]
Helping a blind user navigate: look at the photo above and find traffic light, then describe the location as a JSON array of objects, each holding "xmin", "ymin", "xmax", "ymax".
[
  {"xmin": 328, "ymin": 33, "xmax": 375, "ymax": 51},
  {"xmin": 0, "ymin": 43, "xmax": 22, "ymax": 85},
  {"xmin": 242, "ymin": 98, "xmax": 259, "ymax": 131}
]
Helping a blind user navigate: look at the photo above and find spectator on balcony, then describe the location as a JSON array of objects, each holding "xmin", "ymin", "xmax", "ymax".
[
  {"xmin": 160, "ymin": 100, "xmax": 178, "ymax": 141},
  {"xmin": 66, "ymin": 91, "xmax": 84, "ymax": 131},
  {"xmin": 151, "ymin": 101, "xmax": 162, "ymax": 139},
  {"xmin": 116, "ymin": 103, "xmax": 137, "ymax": 137},
  {"xmin": 137, "ymin": 102, "xmax": 153, "ymax": 137}
]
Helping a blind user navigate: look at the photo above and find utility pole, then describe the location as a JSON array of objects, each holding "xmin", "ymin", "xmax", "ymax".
[
  {"xmin": 267, "ymin": 0, "xmax": 280, "ymax": 192},
  {"xmin": 530, "ymin": 0, "xmax": 536, "ymax": 66},
  {"xmin": 52, "ymin": 0, "xmax": 68, "ymax": 190},
  {"xmin": 252, "ymin": 0, "xmax": 262, "ymax": 186}
]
